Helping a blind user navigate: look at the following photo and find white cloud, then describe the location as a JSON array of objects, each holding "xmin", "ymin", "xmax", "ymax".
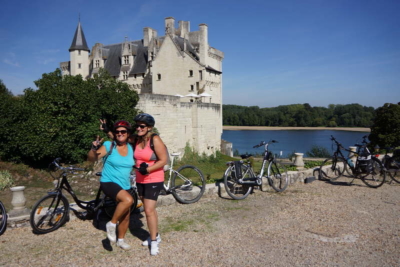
[{"xmin": 3, "ymin": 58, "xmax": 20, "ymax": 67}]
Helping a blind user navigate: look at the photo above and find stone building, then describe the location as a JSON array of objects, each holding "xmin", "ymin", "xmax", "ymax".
[{"xmin": 60, "ymin": 17, "xmax": 224, "ymax": 155}]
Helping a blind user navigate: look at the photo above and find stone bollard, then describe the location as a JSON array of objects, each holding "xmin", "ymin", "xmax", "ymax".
[
  {"xmin": 293, "ymin": 153, "xmax": 305, "ymax": 169},
  {"xmin": 8, "ymin": 186, "xmax": 30, "ymax": 221},
  {"xmin": 349, "ymin": 146, "xmax": 357, "ymax": 164}
]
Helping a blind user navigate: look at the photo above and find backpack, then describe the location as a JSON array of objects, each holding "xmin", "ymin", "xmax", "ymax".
[{"xmin": 131, "ymin": 133, "xmax": 171, "ymax": 168}]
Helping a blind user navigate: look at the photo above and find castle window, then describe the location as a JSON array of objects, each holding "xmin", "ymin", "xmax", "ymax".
[
  {"xmin": 199, "ymin": 71, "xmax": 203, "ymax": 80},
  {"xmin": 190, "ymin": 85, "xmax": 194, "ymax": 91},
  {"xmin": 189, "ymin": 70, "xmax": 193, "ymax": 77},
  {"xmin": 124, "ymin": 56, "xmax": 129, "ymax": 65},
  {"xmin": 95, "ymin": 60, "xmax": 100, "ymax": 68},
  {"xmin": 123, "ymin": 71, "xmax": 128, "ymax": 80},
  {"xmin": 157, "ymin": 74, "xmax": 161, "ymax": 80},
  {"xmin": 134, "ymin": 74, "xmax": 137, "ymax": 79},
  {"xmin": 78, "ymin": 63, "xmax": 81, "ymax": 69}
]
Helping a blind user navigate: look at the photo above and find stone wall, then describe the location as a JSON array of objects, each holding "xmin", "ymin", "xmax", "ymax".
[{"xmin": 137, "ymin": 94, "xmax": 222, "ymax": 156}]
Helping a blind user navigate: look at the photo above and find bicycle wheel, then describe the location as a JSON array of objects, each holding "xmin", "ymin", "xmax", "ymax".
[
  {"xmin": 388, "ymin": 169, "xmax": 400, "ymax": 183},
  {"xmin": 30, "ymin": 194, "xmax": 69, "ymax": 234},
  {"xmin": 104, "ymin": 188, "xmax": 139, "ymax": 218},
  {"xmin": 269, "ymin": 160, "xmax": 289, "ymax": 192},
  {"xmin": 171, "ymin": 165, "xmax": 206, "ymax": 204},
  {"xmin": 0, "ymin": 200, "xmax": 7, "ymax": 236},
  {"xmin": 223, "ymin": 164, "xmax": 253, "ymax": 200},
  {"xmin": 361, "ymin": 157, "xmax": 386, "ymax": 188},
  {"xmin": 319, "ymin": 157, "xmax": 346, "ymax": 181}
]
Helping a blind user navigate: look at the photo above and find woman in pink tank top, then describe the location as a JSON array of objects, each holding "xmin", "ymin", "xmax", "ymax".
[{"xmin": 133, "ymin": 113, "xmax": 168, "ymax": 256}]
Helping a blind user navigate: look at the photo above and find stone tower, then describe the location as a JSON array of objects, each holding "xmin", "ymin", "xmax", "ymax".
[{"xmin": 68, "ymin": 21, "xmax": 90, "ymax": 78}]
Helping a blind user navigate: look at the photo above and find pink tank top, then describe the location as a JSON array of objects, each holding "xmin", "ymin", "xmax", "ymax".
[{"xmin": 134, "ymin": 140, "xmax": 164, "ymax": 184}]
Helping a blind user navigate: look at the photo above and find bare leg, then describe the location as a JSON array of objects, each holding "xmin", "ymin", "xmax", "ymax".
[
  {"xmin": 112, "ymin": 190, "xmax": 133, "ymax": 239},
  {"xmin": 141, "ymin": 196, "xmax": 158, "ymax": 240}
]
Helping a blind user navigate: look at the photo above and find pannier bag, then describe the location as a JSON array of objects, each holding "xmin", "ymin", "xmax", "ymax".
[
  {"xmin": 233, "ymin": 161, "xmax": 243, "ymax": 179},
  {"xmin": 358, "ymin": 146, "xmax": 372, "ymax": 172}
]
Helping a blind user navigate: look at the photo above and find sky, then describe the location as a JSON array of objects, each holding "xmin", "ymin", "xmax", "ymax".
[{"xmin": 0, "ymin": 0, "xmax": 399, "ymax": 108}]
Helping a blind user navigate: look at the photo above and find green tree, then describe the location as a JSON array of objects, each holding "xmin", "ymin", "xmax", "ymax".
[
  {"xmin": 369, "ymin": 103, "xmax": 400, "ymax": 148},
  {"xmin": 1, "ymin": 69, "xmax": 139, "ymax": 165}
]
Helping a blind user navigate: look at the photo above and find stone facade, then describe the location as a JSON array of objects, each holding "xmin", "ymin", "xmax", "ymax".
[{"xmin": 60, "ymin": 17, "xmax": 224, "ymax": 155}]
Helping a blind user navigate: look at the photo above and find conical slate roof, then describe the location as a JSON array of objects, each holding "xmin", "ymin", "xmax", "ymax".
[{"xmin": 69, "ymin": 22, "xmax": 90, "ymax": 52}]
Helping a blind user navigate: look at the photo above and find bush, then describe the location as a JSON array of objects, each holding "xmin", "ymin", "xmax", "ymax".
[
  {"xmin": 306, "ymin": 145, "xmax": 331, "ymax": 158},
  {"xmin": 0, "ymin": 170, "xmax": 14, "ymax": 190}
]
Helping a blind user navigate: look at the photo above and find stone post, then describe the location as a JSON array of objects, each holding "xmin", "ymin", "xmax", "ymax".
[
  {"xmin": 293, "ymin": 153, "xmax": 305, "ymax": 169},
  {"xmin": 349, "ymin": 146, "xmax": 357, "ymax": 164},
  {"xmin": 8, "ymin": 186, "xmax": 30, "ymax": 221}
]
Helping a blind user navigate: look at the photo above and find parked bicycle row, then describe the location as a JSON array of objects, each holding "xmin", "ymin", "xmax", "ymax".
[{"xmin": 319, "ymin": 135, "xmax": 400, "ymax": 188}]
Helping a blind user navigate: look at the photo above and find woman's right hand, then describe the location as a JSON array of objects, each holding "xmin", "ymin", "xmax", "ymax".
[{"xmin": 91, "ymin": 135, "xmax": 104, "ymax": 151}]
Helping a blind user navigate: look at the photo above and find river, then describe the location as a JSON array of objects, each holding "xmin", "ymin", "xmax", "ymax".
[{"xmin": 222, "ymin": 129, "xmax": 370, "ymax": 157}]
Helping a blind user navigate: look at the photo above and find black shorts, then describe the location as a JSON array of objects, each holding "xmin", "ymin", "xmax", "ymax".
[
  {"xmin": 100, "ymin": 182, "xmax": 123, "ymax": 201},
  {"xmin": 136, "ymin": 182, "xmax": 164, "ymax": 201}
]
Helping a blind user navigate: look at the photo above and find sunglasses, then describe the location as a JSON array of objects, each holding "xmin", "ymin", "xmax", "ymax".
[
  {"xmin": 135, "ymin": 124, "xmax": 147, "ymax": 129},
  {"xmin": 114, "ymin": 130, "xmax": 128, "ymax": 134}
]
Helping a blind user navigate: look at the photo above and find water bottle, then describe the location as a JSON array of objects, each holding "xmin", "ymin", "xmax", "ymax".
[{"xmin": 346, "ymin": 158, "xmax": 354, "ymax": 168}]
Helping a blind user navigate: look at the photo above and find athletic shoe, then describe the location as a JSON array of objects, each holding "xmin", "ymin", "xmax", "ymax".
[
  {"xmin": 142, "ymin": 234, "xmax": 161, "ymax": 246},
  {"xmin": 117, "ymin": 240, "xmax": 131, "ymax": 250},
  {"xmin": 150, "ymin": 240, "xmax": 159, "ymax": 256},
  {"xmin": 106, "ymin": 221, "xmax": 116, "ymax": 243}
]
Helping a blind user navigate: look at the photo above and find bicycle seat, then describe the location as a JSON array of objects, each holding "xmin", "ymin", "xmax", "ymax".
[{"xmin": 171, "ymin": 152, "xmax": 181, "ymax": 157}]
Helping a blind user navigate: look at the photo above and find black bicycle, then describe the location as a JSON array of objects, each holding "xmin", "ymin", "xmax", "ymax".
[
  {"xmin": 30, "ymin": 158, "xmax": 138, "ymax": 234},
  {"xmin": 319, "ymin": 135, "xmax": 386, "ymax": 188},
  {"xmin": 0, "ymin": 200, "xmax": 7, "ymax": 235},
  {"xmin": 223, "ymin": 140, "xmax": 289, "ymax": 200}
]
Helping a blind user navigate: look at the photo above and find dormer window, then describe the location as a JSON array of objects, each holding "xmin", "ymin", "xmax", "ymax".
[
  {"xmin": 123, "ymin": 71, "xmax": 128, "ymax": 80},
  {"xmin": 95, "ymin": 60, "xmax": 100, "ymax": 68},
  {"xmin": 124, "ymin": 56, "xmax": 129, "ymax": 65}
]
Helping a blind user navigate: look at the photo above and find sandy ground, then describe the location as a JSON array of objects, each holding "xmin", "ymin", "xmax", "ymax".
[
  {"xmin": 1, "ymin": 178, "xmax": 399, "ymax": 267},
  {"xmin": 223, "ymin": 126, "xmax": 370, "ymax": 132}
]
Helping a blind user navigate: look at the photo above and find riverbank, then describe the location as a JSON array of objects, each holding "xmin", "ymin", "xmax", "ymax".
[{"xmin": 223, "ymin": 126, "xmax": 370, "ymax": 132}]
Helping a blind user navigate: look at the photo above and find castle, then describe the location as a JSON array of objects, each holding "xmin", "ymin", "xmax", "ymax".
[{"xmin": 60, "ymin": 17, "xmax": 224, "ymax": 156}]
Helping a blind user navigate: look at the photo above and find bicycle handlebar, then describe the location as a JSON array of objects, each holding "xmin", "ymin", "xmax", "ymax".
[
  {"xmin": 50, "ymin": 158, "xmax": 86, "ymax": 173},
  {"xmin": 253, "ymin": 140, "xmax": 278, "ymax": 148}
]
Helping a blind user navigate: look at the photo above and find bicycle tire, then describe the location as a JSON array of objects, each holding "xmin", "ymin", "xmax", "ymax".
[
  {"xmin": 388, "ymin": 169, "xmax": 400, "ymax": 183},
  {"xmin": 269, "ymin": 160, "xmax": 289, "ymax": 192},
  {"xmin": 361, "ymin": 157, "xmax": 386, "ymax": 188},
  {"xmin": 0, "ymin": 200, "xmax": 7, "ymax": 236},
  {"xmin": 319, "ymin": 157, "xmax": 346, "ymax": 181},
  {"xmin": 223, "ymin": 164, "xmax": 253, "ymax": 200},
  {"xmin": 171, "ymin": 165, "xmax": 206, "ymax": 204},
  {"xmin": 30, "ymin": 194, "xmax": 69, "ymax": 234},
  {"xmin": 104, "ymin": 188, "xmax": 139, "ymax": 218}
]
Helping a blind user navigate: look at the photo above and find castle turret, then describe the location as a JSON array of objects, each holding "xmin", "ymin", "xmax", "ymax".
[{"xmin": 69, "ymin": 21, "xmax": 90, "ymax": 78}]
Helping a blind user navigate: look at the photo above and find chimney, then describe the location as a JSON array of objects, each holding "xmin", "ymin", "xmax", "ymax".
[
  {"xmin": 143, "ymin": 27, "xmax": 157, "ymax": 47},
  {"xmin": 178, "ymin": 20, "xmax": 190, "ymax": 38},
  {"xmin": 199, "ymin": 23, "xmax": 208, "ymax": 65},
  {"xmin": 165, "ymin": 17, "xmax": 175, "ymax": 37}
]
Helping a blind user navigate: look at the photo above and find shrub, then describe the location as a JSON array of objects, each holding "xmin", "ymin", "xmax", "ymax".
[
  {"xmin": 306, "ymin": 145, "xmax": 331, "ymax": 158},
  {"xmin": 0, "ymin": 170, "xmax": 14, "ymax": 190}
]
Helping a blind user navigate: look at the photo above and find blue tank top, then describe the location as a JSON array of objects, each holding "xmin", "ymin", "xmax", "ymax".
[{"xmin": 101, "ymin": 141, "xmax": 134, "ymax": 190}]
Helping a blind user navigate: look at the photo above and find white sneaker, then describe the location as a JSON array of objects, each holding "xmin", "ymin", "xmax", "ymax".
[
  {"xmin": 106, "ymin": 222, "xmax": 116, "ymax": 243},
  {"xmin": 142, "ymin": 234, "xmax": 161, "ymax": 246},
  {"xmin": 117, "ymin": 240, "xmax": 131, "ymax": 250},
  {"xmin": 150, "ymin": 240, "xmax": 159, "ymax": 256}
]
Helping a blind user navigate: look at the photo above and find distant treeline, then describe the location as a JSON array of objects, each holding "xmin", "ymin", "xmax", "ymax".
[{"xmin": 223, "ymin": 103, "xmax": 375, "ymax": 127}]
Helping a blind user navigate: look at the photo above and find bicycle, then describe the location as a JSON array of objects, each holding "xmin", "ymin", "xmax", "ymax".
[
  {"xmin": 159, "ymin": 152, "xmax": 206, "ymax": 204},
  {"xmin": 223, "ymin": 140, "xmax": 289, "ymax": 200},
  {"xmin": 381, "ymin": 147, "xmax": 400, "ymax": 183},
  {"xmin": 319, "ymin": 135, "xmax": 386, "ymax": 188},
  {"xmin": 0, "ymin": 200, "xmax": 7, "ymax": 236},
  {"xmin": 30, "ymin": 158, "xmax": 138, "ymax": 234}
]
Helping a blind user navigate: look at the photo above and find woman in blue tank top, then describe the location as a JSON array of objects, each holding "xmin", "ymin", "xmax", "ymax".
[{"xmin": 88, "ymin": 120, "xmax": 134, "ymax": 250}]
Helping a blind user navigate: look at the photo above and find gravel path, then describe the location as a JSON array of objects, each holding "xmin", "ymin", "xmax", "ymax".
[{"xmin": 1, "ymin": 178, "xmax": 399, "ymax": 267}]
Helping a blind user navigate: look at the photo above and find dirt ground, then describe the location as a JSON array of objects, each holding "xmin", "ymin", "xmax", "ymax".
[{"xmin": 1, "ymin": 177, "xmax": 399, "ymax": 267}]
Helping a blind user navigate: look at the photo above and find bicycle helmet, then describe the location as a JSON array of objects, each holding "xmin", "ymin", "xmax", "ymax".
[
  {"xmin": 113, "ymin": 120, "xmax": 132, "ymax": 132},
  {"xmin": 134, "ymin": 113, "xmax": 155, "ymax": 127}
]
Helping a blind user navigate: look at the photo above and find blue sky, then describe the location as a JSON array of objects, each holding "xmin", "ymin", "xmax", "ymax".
[{"xmin": 1, "ymin": 0, "xmax": 399, "ymax": 108}]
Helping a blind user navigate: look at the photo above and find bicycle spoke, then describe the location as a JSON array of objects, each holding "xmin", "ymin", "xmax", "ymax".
[{"xmin": 171, "ymin": 165, "xmax": 205, "ymax": 204}]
